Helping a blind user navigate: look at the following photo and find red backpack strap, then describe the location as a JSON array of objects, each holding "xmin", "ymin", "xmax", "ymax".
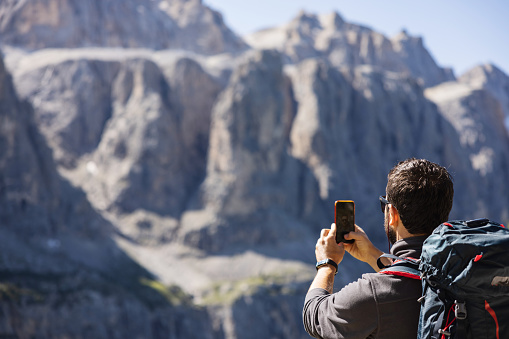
[{"xmin": 378, "ymin": 254, "xmax": 421, "ymax": 280}]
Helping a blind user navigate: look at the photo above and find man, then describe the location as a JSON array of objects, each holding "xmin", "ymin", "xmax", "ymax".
[{"xmin": 303, "ymin": 158, "xmax": 454, "ymax": 339}]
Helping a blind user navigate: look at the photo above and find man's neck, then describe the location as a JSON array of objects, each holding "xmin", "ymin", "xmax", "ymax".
[
  {"xmin": 396, "ymin": 232, "xmax": 427, "ymax": 242},
  {"xmin": 396, "ymin": 221, "xmax": 427, "ymax": 241}
]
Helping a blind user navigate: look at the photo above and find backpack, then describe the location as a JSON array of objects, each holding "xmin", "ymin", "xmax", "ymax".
[{"xmin": 379, "ymin": 218, "xmax": 509, "ymax": 339}]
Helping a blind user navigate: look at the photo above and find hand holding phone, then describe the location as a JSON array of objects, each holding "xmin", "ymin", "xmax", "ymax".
[{"xmin": 335, "ymin": 200, "xmax": 355, "ymax": 244}]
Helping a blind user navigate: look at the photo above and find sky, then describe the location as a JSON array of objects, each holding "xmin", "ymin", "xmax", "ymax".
[{"xmin": 203, "ymin": 0, "xmax": 509, "ymax": 77}]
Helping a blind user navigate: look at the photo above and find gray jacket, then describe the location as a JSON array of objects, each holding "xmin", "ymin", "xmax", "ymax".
[{"xmin": 303, "ymin": 236, "xmax": 426, "ymax": 339}]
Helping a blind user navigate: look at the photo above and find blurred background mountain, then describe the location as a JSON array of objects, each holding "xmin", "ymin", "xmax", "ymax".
[{"xmin": 1, "ymin": 0, "xmax": 508, "ymax": 338}]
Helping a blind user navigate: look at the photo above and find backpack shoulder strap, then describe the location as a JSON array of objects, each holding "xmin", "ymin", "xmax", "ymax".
[{"xmin": 378, "ymin": 254, "xmax": 421, "ymax": 280}]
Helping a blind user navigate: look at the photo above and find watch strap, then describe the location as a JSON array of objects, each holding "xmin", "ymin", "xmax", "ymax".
[{"xmin": 316, "ymin": 258, "xmax": 338, "ymax": 275}]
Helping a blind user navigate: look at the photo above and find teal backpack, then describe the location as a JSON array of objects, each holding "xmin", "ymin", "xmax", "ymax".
[{"xmin": 380, "ymin": 218, "xmax": 509, "ymax": 339}]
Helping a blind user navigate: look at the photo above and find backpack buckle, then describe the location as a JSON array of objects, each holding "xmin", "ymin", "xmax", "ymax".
[
  {"xmin": 455, "ymin": 300, "xmax": 467, "ymax": 320},
  {"xmin": 438, "ymin": 329, "xmax": 451, "ymax": 336}
]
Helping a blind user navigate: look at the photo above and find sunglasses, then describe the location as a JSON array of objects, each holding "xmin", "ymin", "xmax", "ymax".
[{"xmin": 379, "ymin": 196, "xmax": 390, "ymax": 213}]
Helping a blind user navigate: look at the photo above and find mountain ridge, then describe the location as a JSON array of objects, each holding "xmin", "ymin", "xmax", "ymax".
[
  {"xmin": 244, "ymin": 10, "xmax": 455, "ymax": 87},
  {"xmin": 0, "ymin": 0, "xmax": 247, "ymax": 54}
]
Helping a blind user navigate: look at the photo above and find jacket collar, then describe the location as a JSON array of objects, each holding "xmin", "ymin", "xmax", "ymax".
[{"xmin": 390, "ymin": 235, "xmax": 428, "ymax": 259}]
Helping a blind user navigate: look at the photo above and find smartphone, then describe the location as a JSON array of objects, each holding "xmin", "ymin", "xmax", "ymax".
[{"xmin": 335, "ymin": 200, "xmax": 355, "ymax": 243}]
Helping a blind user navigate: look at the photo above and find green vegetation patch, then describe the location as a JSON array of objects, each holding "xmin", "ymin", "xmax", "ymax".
[
  {"xmin": 201, "ymin": 271, "xmax": 303, "ymax": 306},
  {"xmin": 139, "ymin": 277, "xmax": 193, "ymax": 307},
  {"xmin": 0, "ymin": 282, "xmax": 43, "ymax": 303}
]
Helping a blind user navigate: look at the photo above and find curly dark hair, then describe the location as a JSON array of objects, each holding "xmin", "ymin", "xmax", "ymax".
[{"xmin": 386, "ymin": 158, "xmax": 454, "ymax": 235}]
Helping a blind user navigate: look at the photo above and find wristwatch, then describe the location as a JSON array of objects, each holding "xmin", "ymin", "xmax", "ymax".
[{"xmin": 316, "ymin": 258, "xmax": 338, "ymax": 275}]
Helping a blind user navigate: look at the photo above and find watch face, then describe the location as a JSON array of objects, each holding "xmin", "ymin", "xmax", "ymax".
[{"xmin": 316, "ymin": 259, "xmax": 338, "ymax": 274}]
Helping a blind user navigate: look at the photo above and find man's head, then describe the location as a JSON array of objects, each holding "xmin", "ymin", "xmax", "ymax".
[{"xmin": 386, "ymin": 158, "xmax": 454, "ymax": 236}]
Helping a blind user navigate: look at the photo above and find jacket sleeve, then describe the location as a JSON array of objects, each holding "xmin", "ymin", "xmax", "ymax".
[{"xmin": 303, "ymin": 276, "xmax": 379, "ymax": 339}]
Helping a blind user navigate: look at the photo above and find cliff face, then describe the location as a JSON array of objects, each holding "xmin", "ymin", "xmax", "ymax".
[
  {"xmin": 458, "ymin": 63, "xmax": 509, "ymax": 131},
  {"xmin": 0, "ymin": 53, "xmax": 217, "ymax": 338},
  {"xmin": 1, "ymin": 1, "xmax": 509, "ymax": 338},
  {"xmin": 425, "ymin": 78, "xmax": 509, "ymax": 219},
  {"xmin": 11, "ymin": 51, "xmax": 222, "ymax": 220},
  {"xmin": 179, "ymin": 50, "xmax": 323, "ymax": 252}
]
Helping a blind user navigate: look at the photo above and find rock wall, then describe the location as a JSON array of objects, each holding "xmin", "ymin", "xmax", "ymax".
[
  {"xmin": 0, "ymin": 52, "xmax": 217, "ymax": 339},
  {"xmin": 458, "ymin": 63, "xmax": 509, "ymax": 130}
]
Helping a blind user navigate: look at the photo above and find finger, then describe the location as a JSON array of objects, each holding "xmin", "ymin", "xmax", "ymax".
[
  {"xmin": 345, "ymin": 229, "xmax": 366, "ymax": 240},
  {"xmin": 344, "ymin": 230, "xmax": 358, "ymax": 239},
  {"xmin": 353, "ymin": 224, "xmax": 365, "ymax": 233},
  {"xmin": 320, "ymin": 228, "xmax": 330, "ymax": 238},
  {"xmin": 344, "ymin": 232, "xmax": 361, "ymax": 242},
  {"xmin": 329, "ymin": 223, "xmax": 337, "ymax": 238}
]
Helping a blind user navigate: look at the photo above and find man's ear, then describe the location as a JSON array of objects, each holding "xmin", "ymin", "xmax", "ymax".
[{"xmin": 388, "ymin": 205, "xmax": 400, "ymax": 227}]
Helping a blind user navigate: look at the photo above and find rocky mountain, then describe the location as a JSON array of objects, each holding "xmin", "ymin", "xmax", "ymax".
[
  {"xmin": 425, "ymin": 71, "xmax": 509, "ymax": 218},
  {"xmin": 0, "ymin": 0, "xmax": 247, "ymax": 54},
  {"xmin": 458, "ymin": 63, "xmax": 509, "ymax": 130},
  {"xmin": 244, "ymin": 11, "xmax": 455, "ymax": 87},
  {"xmin": 0, "ymin": 53, "xmax": 217, "ymax": 338},
  {"xmin": 1, "ymin": 1, "xmax": 509, "ymax": 338}
]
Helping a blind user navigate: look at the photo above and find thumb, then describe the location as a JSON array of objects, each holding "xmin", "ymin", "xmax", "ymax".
[
  {"xmin": 345, "ymin": 225, "xmax": 365, "ymax": 239},
  {"xmin": 344, "ymin": 230, "xmax": 365, "ymax": 241}
]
